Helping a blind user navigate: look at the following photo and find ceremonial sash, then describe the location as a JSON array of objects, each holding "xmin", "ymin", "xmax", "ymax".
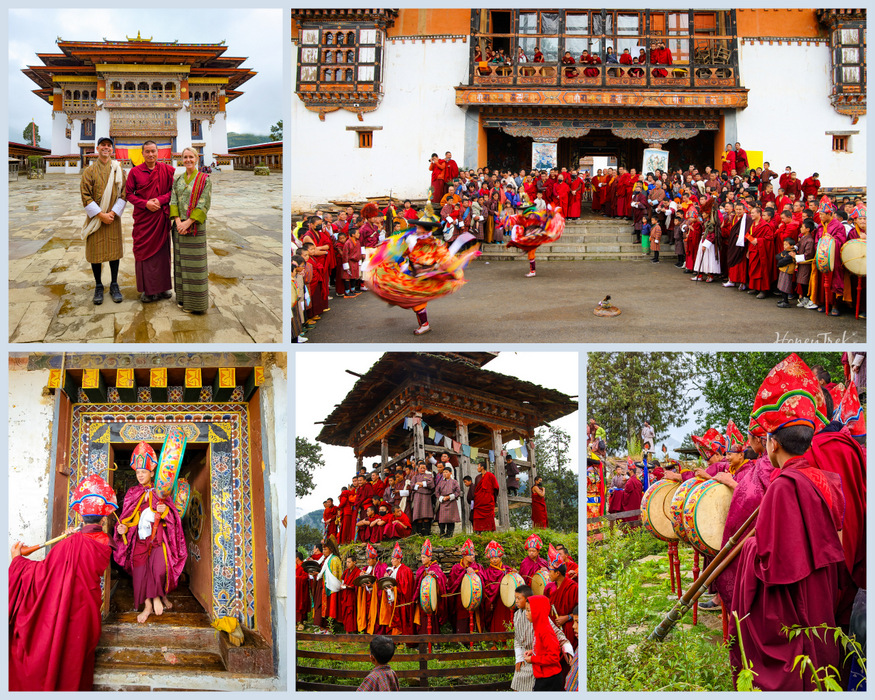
[
  {"xmin": 81, "ymin": 160, "xmax": 124, "ymax": 241},
  {"xmin": 183, "ymin": 171, "xmax": 209, "ymax": 235}
]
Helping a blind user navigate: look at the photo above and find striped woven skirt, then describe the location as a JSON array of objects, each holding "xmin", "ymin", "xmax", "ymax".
[{"xmin": 172, "ymin": 224, "xmax": 209, "ymax": 312}]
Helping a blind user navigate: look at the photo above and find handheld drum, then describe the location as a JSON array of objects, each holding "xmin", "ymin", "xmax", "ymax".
[
  {"xmin": 842, "ymin": 239, "xmax": 867, "ymax": 277},
  {"xmin": 460, "ymin": 572, "xmax": 483, "ymax": 611},
  {"xmin": 155, "ymin": 426, "xmax": 187, "ymax": 498},
  {"xmin": 816, "ymin": 235, "xmax": 836, "ymax": 273},
  {"xmin": 640, "ymin": 479, "xmax": 680, "ymax": 542},
  {"xmin": 669, "ymin": 478, "xmax": 699, "ymax": 543},
  {"xmin": 681, "ymin": 479, "xmax": 733, "ymax": 556},
  {"xmin": 530, "ymin": 570, "xmax": 551, "ymax": 596},
  {"xmin": 500, "ymin": 572, "xmax": 524, "ymax": 607},
  {"xmin": 419, "ymin": 574, "xmax": 439, "ymax": 614},
  {"xmin": 173, "ymin": 478, "xmax": 191, "ymax": 518}
]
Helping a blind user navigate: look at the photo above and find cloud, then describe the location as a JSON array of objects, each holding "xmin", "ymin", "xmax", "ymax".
[{"xmin": 9, "ymin": 8, "xmax": 282, "ymax": 145}]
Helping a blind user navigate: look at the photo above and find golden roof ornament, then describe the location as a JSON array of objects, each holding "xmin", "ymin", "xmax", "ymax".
[{"xmin": 126, "ymin": 31, "xmax": 152, "ymax": 42}]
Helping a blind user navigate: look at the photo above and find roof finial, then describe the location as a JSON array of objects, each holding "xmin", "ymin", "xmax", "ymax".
[{"xmin": 126, "ymin": 31, "xmax": 152, "ymax": 42}]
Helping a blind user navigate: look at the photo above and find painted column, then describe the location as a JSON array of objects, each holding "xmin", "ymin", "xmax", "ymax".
[
  {"xmin": 456, "ymin": 421, "xmax": 472, "ymax": 533},
  {"xmin": 200, "ymin": 119, "xmax": 213, "ymax": 167},
  {"xmin": 381, "ymin": 438, "xmax": 388, "ymax": 468},
  {"xmin": 94, "ymin": 107, "xmax": 110, "ymax": 147},
  {"xmin": 212, "ymin": 109, "xmax": 229, "ymax": 154},
  {"xmin": 51, "ymin": 110, "xmax": 70, "ymax": 156},
  {"xmin": 492, "ymin": 429, "xmax": 510, "ymax": 531},
  {"xmin": 176, "ymin": 105, "xmax": 193, "ymax": 157}
]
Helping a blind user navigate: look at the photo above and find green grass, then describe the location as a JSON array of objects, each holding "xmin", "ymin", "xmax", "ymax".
[{"xmin": 587, "ymin": 527, "xmax": 734, "ymax": 692}]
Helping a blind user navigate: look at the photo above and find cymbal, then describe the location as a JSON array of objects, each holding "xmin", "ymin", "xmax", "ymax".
[
  {"xmin": 354, "ymin": 574, "xmax": 377, "ymax": 587},
  {"xmin": 302, "ymin": 560, "xmax": 321, "ymax": 574},
  {"xmin": 376, "ymin": 576, "xmax": 397, "ymax": 590}
]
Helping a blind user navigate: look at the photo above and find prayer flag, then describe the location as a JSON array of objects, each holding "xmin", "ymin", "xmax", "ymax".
[
  {"xmin": 462, "ymin": 445, "xmax": 471, "ymax": 457},
  {"xmin": 428, "ymin": 427, "xmax": 436, "ymax": 439},
  {"xmin": 470, "ymin": 447, "xmax": 479, "ymax": 460},
  {"xmin": 403, "ymin": 417, "xmax": 409, "ymax": 429},
  {"xmin": 434, "ymin": 431, "xmax": 443, "ymax": 444},
  {"xmin": 443, "ymin": 436, "xmax": 452, "ymax": 449},
  {"xmin": 489, "ymin": 450, "xmax": 495, "ymax": 462},
  {"xmin": 520, "ymin": 445, "xmax": 528, "ymax": 459},
  {"xmin": 452, "ymin": 440, "xmax": 461, "ymax": 452}
]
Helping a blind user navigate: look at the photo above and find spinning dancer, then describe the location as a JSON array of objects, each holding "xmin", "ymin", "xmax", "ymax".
[
  {"xmin": 502, "ymin": 203, "xmax": 565, "ymax": 277},
  {"xmin": 364, "ymin": 212, "xmax": 480, "ymax": 335}
]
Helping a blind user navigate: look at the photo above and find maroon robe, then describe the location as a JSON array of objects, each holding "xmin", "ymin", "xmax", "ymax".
[
  {"xmin": 549, "ymin": 575, "xmax": 579, "ymax": 649},
  {"xmin": 389, "ymin": 563, "xmax": 415, "ymax": 635},
  {"xmin": 619, "ymin": 473, "xmax": 643, "ymax": 522},
  {"xmin": 9, "ymin": 525, "xmax": 111, "ymax": 691},
  {"xmin": 339, "ymin": 489, "xmax": 356, "ymax": 544},
  {"xmin": 615, "ymin": 173, "xmax": 633, "ymax": 217},
  {"xmin": 295, "ymin": 561, "xmax": 311, "ymax": 624},
  {"xmin": 480, "ymin": 562, "xmax": 514, "ymax": 633},
  {"xmin": 531, "ymin": 488, "xmax": 548, "ymax": 528},
  {"xmin": 113, "ymin": 485, "xmax": 186, "ymax": 607},
  {"xmin": 472, "ymin": 471, "xmax": 499, "ymax": 532},
  {"xmin": 519, "ymin": 555, "xmax": 548, "ymax": 586},
  {"xmin": 746, "ymin": 219, "xmax": 775, "ymax": 292},
  {"xmin": 568, "ymin": 177, "xmax": 583, "ymax": 218},
  {"xmin": 730, "ymin": 457, "xmax": 846, "ymax": 691},
  {"xmin": 383, "ymin": 511, "xmax": 412, "ymax": 539},
  {"xmin": 414, "ymin": 563, "xmax": 449, "ymax": 632},
  {"xmin": 125, "ymin": 162, "xmax": 174, "ymax": 295},
  {"xmin": 554, "ymin": 181, "xmax": 571, "ymax": 216},
  {"xmin": 726, "ymin": 213, "xmax": 749, "ymax": 283},
  {"xmin": 448, "ymin": 560, "xmax": 485, "ymax": 632},
  {"xmin": 323, "ymin": 505, "xmax": 339, "ymax": 539},
  {"xmin": 340, "ymin": 565, "xmax": 361, "ymax": 632}
]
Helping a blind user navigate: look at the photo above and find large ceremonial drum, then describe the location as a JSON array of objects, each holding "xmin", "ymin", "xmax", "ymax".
[
  {"xmin": 669, "ymin": 478, "xmax": 699, "ymax": 543},
  {"xmin": 155, "ymin": 426, "xmax": 187, "ymax": 498},
  {"xmin": 816, "ymin": 235, "xmax": 836, "ymax": 273},
  {"xmin": 419, "ymin": 574, "xmax": 439, "ymax": 614},
  {"xmin": 500, "ymin": 572, "xmax": 524, "ymax": 607},
  {"xmin": 461, "ymin": 572, "xmax": 483, "ymax": 611},
  {"xmin": 531, "ymin": 570, "xmax": 551, "ymax": 596},
  {"xmin": 173, "ymin": 478, "xmax": 191, "ymax": 518},
  {"xmin": 842, "ymin": 239, "xmax": 867, "ymax": 277},
  {"xmin": 681, "ymin": 479, "xmax": 733, "ymax": 556},
  {"xmin": 640, "ymin": 479, "xmax": 680, "ymax": 542}
]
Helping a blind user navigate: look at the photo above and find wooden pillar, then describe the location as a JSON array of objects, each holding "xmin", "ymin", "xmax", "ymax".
[
  {"xmin": 412, "ymin": 413, "xmax": 425, "ymax": 462},
  {"xmin": 493, "ymin": 429, "xmax": 510, "ymax": 531},
  {"xmin": 456, "ymin": 421, "xmax": 473, "ymax": 533},
  {"xmin": 381, "ymin": 438, "xmax": 389, "ymax": 468},
  {"xmin": 356, "ymin": 453, "xmax": 363, "ymax": 474}
]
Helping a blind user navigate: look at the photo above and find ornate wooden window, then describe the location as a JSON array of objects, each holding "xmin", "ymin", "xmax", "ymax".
[{"xmin": 817, "ymin": 9, "xmax": 866, "ymax": 122}]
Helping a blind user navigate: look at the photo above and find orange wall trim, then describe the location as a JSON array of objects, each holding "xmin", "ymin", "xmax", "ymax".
[{"xmin": 736, "ymin": 9, "xmax": 825, "ymax": 39}]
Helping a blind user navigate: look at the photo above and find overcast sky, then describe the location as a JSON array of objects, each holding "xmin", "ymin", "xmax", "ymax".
[
  {"xmin": 8, "ymin": 9, "xmax": 281, "ymax": 144},
  {"xmin": 296, "ymin": 352, "xmax": 580, "ymax": 516}
]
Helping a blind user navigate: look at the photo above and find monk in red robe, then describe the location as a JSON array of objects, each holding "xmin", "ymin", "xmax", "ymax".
[
  {"xmin": 554, "ymin": 176, "xmax": 571, "ymax": 216},
  {"xmin": 444, "ymin": 152, "xmax": 460, "ymax": 182},
  {"xmin": 619, "ymin": 468, "xmax": 643, "ymax": 523},
  {"xmin": 614, "ymin": 168, "xmax": 632, "ymax": 218},
  {"xmin": 322, "ymin": 498, "xmax": 339, "ymax": 540},
  {"xmin": 114, "ymin": 442, "xmax": 186, "ymax": 623},
  {"xmin": 429, "ymin": 153, "xmax": 447, "ymax": 203},
  {"xmin": 519, "ymin": 533, "xmax": 549, "ymax": 587},
  {"xmin": 295, "ymin": 552, "xmax": 311, "ymax": 627},
  {"xmin": 383, "ymin": 505, "xmax": 412, "ymax": 539},
  {"xmin": 531, "ymin": 475, "xmax": 548, "ymax": 528},
  {"xmin": 724, "ymin": 202, "xmax": 749, "ymax": 288},
  {"xmin": 732, "ymin": 354, "xmax": 846, "ymax": 690},
  {"xmin": 125, "ymin": 141, "xmax": 174, "ymax": 302},
  {"xmin": 338, "ymin": 485, "xmax": 356, "ymax": 544},
  {"xmin": 301, "ymin": 215, "xmax": 335, "ymax": 320},
  {"xmin": 414, "ymin": 539, "xmax": 449, "ymax": 632},
  {"xmin": 472, "ymin": 461, "xmax": 500, "ymax": 532},
  {"xmin": 357, "ymin": 505, "xmax": 377, "ymax": 543},
  {"xmin": 479, "ymin": 540, "xmax": 515, "ymax": 633},
  {"xmin": 339, "ymin": 555, "xmax": 361, "ymax": 632},
  {"xmin": 547, "ymin": 545, "xmax": 578, "ymax": 649},
  {"xmin": 591, "ymin": 170, "xmax": 604, "ymax": 213},
  {"xmin": 603, "ymin": 169, "xmax": 618, "ymax": 218},
  {"xmin": 9, "ymin": 474, "xmax": 116, "ymax": 691},
  {"xmin": 307, "ymin": 547, "xmax": 324, "ymax": 627},
  {"xmin": 357, "ymin": 544, "xmax": 389, "ymax": 634},
  {"xmin": 567, "ymin": 172, "xmax": 583, "ymax": 219},
  {"xmin": 447, "ymin": 539, "xmax": 485, "ymax": 633},
  {"xmin": 387, "ymin": 542, "xmax": 415, "ymax": 635},
  {"xmin": 745, "ymin": 207, "xmax": 775, "ymax": 298},
  {"xmin": 649, "ymin": 40, "xmax": 672, "ymax": 77}
]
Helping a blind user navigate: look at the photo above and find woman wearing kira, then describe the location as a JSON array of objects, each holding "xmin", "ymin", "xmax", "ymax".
[{"xmin": 170, "ymin": 146, "xmax": 213, "ymax": 314}]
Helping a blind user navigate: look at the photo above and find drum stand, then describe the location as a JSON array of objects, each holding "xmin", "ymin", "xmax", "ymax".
[
  {"xmin": 427, "ymin": 614, "xmax": 433, "ymax": 654},
  {"xmin": 667, "ymin": 542, "xmax": 681, "ymax": 598},
  {"xmin": 824, "ymin": 272, "xmax": 832, "ymax": 315},
  {"xmin": 856, "ymin": 276, "xmax": 863, "ymax": 319},
  {"xmin": 469, "ymin": 610, "xmax": 475, "ymax": 650}
]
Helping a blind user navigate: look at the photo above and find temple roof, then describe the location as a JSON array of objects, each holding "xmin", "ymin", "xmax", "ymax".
[
  {"xmin": 316, "ymin": 352, "xmax": 577, "ymax": 452},
  {"xmin": 23, "ymin": 37, "xmax": 255, "ymax": 103}
]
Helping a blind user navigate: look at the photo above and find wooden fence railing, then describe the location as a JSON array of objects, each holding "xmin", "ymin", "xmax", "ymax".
[
  {"xmin": 587, "ymin": 509, "xmax": 642, "ymax": 542},
  {"xmin": 296, "ymin": 631, "xmax": 515, "ymax": 691}
]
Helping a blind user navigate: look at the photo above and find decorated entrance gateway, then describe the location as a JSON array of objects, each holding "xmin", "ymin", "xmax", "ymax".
[
  {"xmin": 8, "ymin": 352, "xmax": 287, "ymax": 691},
  {"xmin": 23, "ymin": 35, "xmax": 255, "ymax": 172}
]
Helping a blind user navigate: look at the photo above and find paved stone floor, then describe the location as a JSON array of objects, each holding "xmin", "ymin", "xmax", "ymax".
[
  {"xmin": 9, "ymin": 171, "xmax": 283, "ymax": 343},
  {"xmin": 304, "ymin": 256, "xmax": 866, "ymax": 344}
]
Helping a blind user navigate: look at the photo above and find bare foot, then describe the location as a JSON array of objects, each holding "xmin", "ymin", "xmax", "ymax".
[
  {"xmin": 153, "ymin": 597, "xmax": 164, "ymax": 616},
  {"xmin": 137, "ymin": 600, "xmax": 154, "ymax": 623},
  {"xmin": 161, "ymin": 596, "xmax": 173, "ymax": 611}
]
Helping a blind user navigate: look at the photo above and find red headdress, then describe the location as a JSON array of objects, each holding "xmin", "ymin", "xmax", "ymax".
[
  {"xmin": 421, "ymin": 538, "xmax": 432, "ymax": 558},
  {"xmin": 461, "ymin": 538, "xmax": 476, "ymax": 557},
  {"xmin": 71, "ymin": 474, "xmax": 118, "ymax": 517},
  {"xmin": 361, "ymin": 202, "xmax": 381, "ymax": 220},
  {"xmin": 485, "ymin": 540, "xmax": 504, "ymax": 559},
  {"xmin": 750, "ymin": 353, "xmax": 829, "ymax": 434},
  {"xmin": 850, "ymin": 203, "xmax": 867, "ymax": 220},
  {"xmin": 131, "ymin": 441, "xmax": 158, "ymax": 471},
  {"xmin": 837, "ymin": 382, "xmax": 866, "ymax": 438},
  {"xmin": 747, "ymin": 414, "xmax": 767, "ymax": 439},
  {"xmin": 547, "ymin": 543, "xmax": 563, "ymax": 570},
  {"xmin": 366, "ymin": 543, "xmax": 378, "ymax": 559},
  {"xmin": 391, "ymin": 541, "xmax": 404, "ymax": 560},
  {"xmin": 691, "ymin": 428, "xmax": 727, "ymax": 460},
  {"xmin": 725, "ymin": 420, "xmax": 747, "ymax": 453},
  {"xmin": 524, "ymin": 533, "xmax": 543, "ymax": 551},
  {"xmin": 818, "ymin": 195, "xmax": 838, "ymax": 215}
]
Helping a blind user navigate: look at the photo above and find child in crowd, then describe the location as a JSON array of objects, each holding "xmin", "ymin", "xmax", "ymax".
[
  {"xmin": 649, "ymin": 215, "xmax": 662, "ymax": 263},
  {"xmin": 341, "ymin": 227, "xmax": 363, "ymax": 297},
  {"xmin": 357, "ymin": 635, "xmax": 400, "ymax": 691},
  {"xmin": 291, "ymin": 254, "xmax": 308, "ymax": 343},
  {"xmin": 795, "ymin": 218, "xmax": 817, "ymax": 309},
  {"xmin": 775, "ymin": 237, "xmax": 797, "ymax": 308}
]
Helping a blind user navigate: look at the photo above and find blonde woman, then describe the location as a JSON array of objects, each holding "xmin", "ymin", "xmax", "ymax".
[{"xmin": 169, "ymin": 147, "xmax": 212, "ymax": 313}]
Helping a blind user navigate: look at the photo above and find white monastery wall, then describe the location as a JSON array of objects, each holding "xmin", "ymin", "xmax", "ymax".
[
  {"xmin": 8, "ymin": 366, "xmax": 55, "ymax": 560},
  {"xmin": 291, "ymin": 39, "xmax": 470, "ymax": 209},
  {"xmin": 736, "ymin": 42, "xmax": 866, "ymax": 187}
]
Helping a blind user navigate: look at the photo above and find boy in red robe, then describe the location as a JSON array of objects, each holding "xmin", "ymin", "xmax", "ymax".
[
  {"xmin": 531, "ymin": 475, "xmax": 548, "ymax": 528},
  {"xmin": 547, "ymin": 544, "xmax": 578, "ymax": 649},
  {"xmin": 322, "ymin": 497, "xmax": 339, "ymax": 540},
  {"xmin": 472, "ymin": 461, "xmax": 500, "ymax": 532},
  {"xmin": 9, "ymin": 474, "xmax": 116, "ymax": 691},
  {"xmin": 357, "ymin": 543, "xmax": 389, "ymax": 634},
  {"xmin": 732, "ymin": 354, "xmax": 845, "ymax": 691},
  {"xmin": 339, "ymin": 555, "xmax": 361, "ymax": 632},
  {"xmin": 387, "ymin": 542, "xmax": 415, "ymax": 635},
  {"xmin": 414, "ymin": 539, "xmax": 449, "ymax": 633},
  {"xmin": 480, "ymin": 540, "xmax": 516, "ymax": 633},
  {"xmin": 519, "ymin": 533, "xmax": 549, "ymax": 587},
  {"xmin": 113, "ymin": 441, "xmax": 187, "ymax": 623},
  {"xmin": 448, "ymin": 539, "xmax": 484, "ymax": 633},
  {"xmin": 295, "ymin": 551, "xmax": 311, "ymax": 628},
  {"xmin": 383, "ymin": 505, "xmax": 412, "ymax": 539}
]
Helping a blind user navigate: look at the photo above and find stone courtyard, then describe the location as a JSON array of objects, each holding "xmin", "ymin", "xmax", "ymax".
[{"xmin": 9, "ymin": 170, "xmax": 283, "ymax": 343}]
